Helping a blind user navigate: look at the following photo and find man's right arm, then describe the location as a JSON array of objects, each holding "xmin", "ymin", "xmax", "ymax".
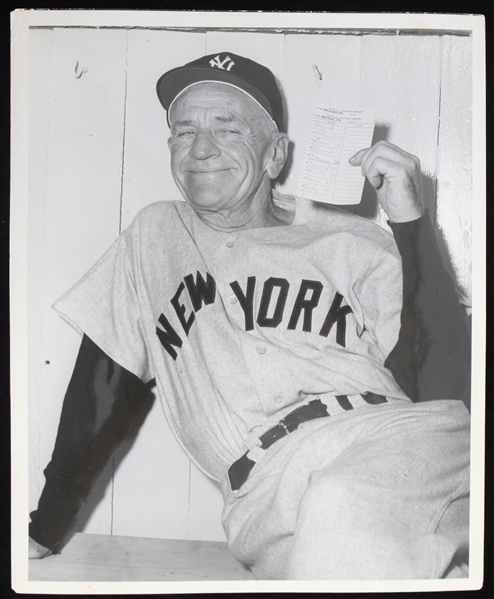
[
  {"xmin": 350, "ymin": 141, "xmax": 470, "ymax": 403},
  {"xmin": 29, "ymin": 334, "xmax": 151, "ymax": 556}
]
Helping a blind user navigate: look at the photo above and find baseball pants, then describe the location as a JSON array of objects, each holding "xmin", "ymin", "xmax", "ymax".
[{"xmin": 221, "ymin": 398, "xmax": 470, "ymax": 580}]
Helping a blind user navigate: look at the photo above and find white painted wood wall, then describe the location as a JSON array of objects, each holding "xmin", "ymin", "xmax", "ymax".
[{"xmin": 28, "ymin": 28, "xmax": 472, "ymax": 542}]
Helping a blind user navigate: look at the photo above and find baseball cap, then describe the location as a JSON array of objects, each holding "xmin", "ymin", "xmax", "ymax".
[{"xmin": 156, "ymin": 52, "xmax": 284, "ymax": 131}]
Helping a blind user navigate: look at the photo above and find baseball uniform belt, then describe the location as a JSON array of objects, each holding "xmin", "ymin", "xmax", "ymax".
[{"xmin": 228, "ymin": 393, "xmax": 388, "ymax": 491}]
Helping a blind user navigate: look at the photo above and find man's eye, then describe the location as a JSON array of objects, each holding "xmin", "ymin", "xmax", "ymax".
[
  {"xmin": 220, "ymin": 129, "xmax": 240, "ymax": 135},
  {"xmin": 176, "ymin": 131, "xmax": 194, "ymax": 137}
]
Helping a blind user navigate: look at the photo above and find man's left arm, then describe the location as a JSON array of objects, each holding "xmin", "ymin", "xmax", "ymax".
[{"xmin": 350, "ymin": 141, "xmax": 470, "ymax": 403}]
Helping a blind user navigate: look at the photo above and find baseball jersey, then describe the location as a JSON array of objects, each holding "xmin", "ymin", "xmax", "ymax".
[{"xmin": 53, "ymin": 192, "xmax": 411, "ymax": 482}]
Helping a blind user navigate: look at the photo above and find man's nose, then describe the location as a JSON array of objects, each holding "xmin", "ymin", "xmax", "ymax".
[{"xmin": 188, "ymin": 130, "xmax": 221, "ymax": 160}]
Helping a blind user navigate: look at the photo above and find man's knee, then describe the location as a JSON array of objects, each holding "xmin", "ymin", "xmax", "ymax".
[{"xmin": 287, "ymin": 469, "xmax": 432, "ymax": 579}]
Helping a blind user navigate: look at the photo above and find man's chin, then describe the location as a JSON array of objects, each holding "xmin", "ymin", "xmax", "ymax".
[
  {"xmin": 183, "ymin": 189, "xmax": 234, "ymax": 213},
  {"xmin": 185, "ymin": 199, "xmax": 223, "ymax": 214}
]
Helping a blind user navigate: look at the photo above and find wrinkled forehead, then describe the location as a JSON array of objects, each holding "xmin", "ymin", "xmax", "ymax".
[{"xmin": 168, "ymin": 81, "xmax": 276, "ymax": 127}]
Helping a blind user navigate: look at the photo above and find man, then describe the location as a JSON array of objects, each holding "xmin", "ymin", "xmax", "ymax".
[{"xmin": 29, "ymin": 52, "xmax": 470, "ymax": 579}]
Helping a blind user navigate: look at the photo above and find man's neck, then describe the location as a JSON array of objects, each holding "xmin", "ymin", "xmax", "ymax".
[{"xmin": 192, "ymin": 181, "xmax": 295, "ymax": 232}]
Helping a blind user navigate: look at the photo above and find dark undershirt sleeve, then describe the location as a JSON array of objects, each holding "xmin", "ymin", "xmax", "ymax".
[
  {"xmin": 29, "ymin": 334, "xmax": 152, "ymax": 553},
  {"xmin": 384, "ymin": 214, "xmax": 471, "ymax": 403}
]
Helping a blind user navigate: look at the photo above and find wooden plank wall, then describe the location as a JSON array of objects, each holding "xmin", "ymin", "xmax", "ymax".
[{"xmin": 28, "ymin": 28, "xmax": 473, "ymax": 543}]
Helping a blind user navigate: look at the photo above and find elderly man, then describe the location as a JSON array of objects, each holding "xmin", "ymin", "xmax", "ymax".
[{"xmin": 29, "ymin": 52, "xmax": 470, "ymax": 580}]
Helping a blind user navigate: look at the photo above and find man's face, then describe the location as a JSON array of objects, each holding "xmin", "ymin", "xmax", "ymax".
[{"xmin": 168, "ymin": 83, "xmax": 278, "ymax": 217}]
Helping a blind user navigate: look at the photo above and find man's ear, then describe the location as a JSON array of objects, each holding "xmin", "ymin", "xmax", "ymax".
[{"xmin": 266, "ymin": 133, "xmax": 289, "ymax": 179}]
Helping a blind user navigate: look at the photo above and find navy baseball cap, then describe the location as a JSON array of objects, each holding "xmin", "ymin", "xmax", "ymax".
[{"xmin": 156, "ymin": 52, "xmax": 284, "ymax": 131}]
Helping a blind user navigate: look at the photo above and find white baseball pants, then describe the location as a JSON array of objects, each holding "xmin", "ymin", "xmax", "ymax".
[{"xmin": 221, "ymin": 399, "xmax": 470, "ymax": 580}]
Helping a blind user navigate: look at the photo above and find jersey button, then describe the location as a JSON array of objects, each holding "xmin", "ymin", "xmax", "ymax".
[
  {"xmin": 229, "ymin": 295, "xmax": 238, "ymax": 304},
  {"xmin": 226, "ymin": 239, "xmax": 235, "ymax": 248},
  {"xmin": 275, "ymin": 395, "xmax": 284, "ymax": 407},
  {"xmin": 256, "ymin": 344, "xmax": 266, "ymax": 354}
]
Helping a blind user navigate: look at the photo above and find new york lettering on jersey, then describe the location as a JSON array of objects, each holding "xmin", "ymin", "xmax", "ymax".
[{"xmin": 156, "ymin": 271, "xmax": 354, "ymax": 360}]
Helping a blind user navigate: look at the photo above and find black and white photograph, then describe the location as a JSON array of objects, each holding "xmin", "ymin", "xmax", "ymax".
[{"xmin": 11, "ymin": 10, "xmax": 485, "ymax": 594}]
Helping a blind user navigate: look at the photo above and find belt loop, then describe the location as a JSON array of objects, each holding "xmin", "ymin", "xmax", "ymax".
[
  {"xmin": 336, "ymin": 395, "xmax": 354, "ymax": 411},
  {"xmin": 246, "ymin": 445, "xmax": 265, "ymax": 463},
  {"xmin": 245, "ymin": 435, "xmax": 263, "ymax": 452},
  {"xmin": 361, "ymin": 392, "xmax": 388, "ymax": 405}
]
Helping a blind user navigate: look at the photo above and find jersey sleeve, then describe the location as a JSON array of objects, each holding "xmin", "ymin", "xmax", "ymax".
[
  {"xmin": 356, "ymin": 236, "xmax": 404, "ymax": 364},
  {"xmin": 53, "ymin": 230, "xmax": 153, "ymax": 383}
]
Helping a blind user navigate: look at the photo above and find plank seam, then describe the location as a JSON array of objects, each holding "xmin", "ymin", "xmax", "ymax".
[
  {"xmin": 186, "ymin": 460, "xmax": 192, "ymax": 539},
  {"xmin": 118, "ymin": 30, "xmax": 129, "ymax": 236},
  {"xmin": 434, "ymin": 35, "xmax": 445, "ymax": 228}
]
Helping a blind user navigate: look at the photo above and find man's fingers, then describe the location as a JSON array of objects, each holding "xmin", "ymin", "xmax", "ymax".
[
  {"xmin": 364, "ymin": 157, "xmax": 401, "ymax": 190},
  {"xmin": 365, "ymin": 172, "xmax": 384, "ymax": 190},
  {"xmin": 348, "ymin": 149, "xmax": 391, "ymax": 189},
  {"xmin": 349, "ymin": 141, "xmax": 420, "ymax": 174},
  {"xmin": 348, "ymin": 148, "xmax": 368, "ymax": 165},
  {"xmin": 349, "ymin": 141, "xmax": 424, "ymax": 222},
  {"xmin": 349, "ymin": 143, "xmax": 420, "ymax": 193},
  {"xmin": 361, "ymin": 144, "xmax": 418, "ymax": 176},
  {"xmin": 364, "ymin": 155, "xmax": 420, "ymax": 193}
]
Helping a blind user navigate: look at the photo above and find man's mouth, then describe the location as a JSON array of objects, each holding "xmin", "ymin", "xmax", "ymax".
[{"xmin": 186, "ymin": 168, "xmax": 230, "ymax": 174}]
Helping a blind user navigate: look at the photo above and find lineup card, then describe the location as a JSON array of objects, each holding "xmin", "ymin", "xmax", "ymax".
[{"xmin": 298, "ymin": 104, "xmax": 375, "ymax": 205}]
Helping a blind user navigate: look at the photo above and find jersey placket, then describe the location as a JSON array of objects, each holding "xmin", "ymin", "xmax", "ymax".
[{"xmin": 212, "ymin": 231, "xmax": 300, "ymax": 421}]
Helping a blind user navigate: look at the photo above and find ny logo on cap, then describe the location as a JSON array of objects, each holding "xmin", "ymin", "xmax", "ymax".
[{"xmin": 209, "ymin": 54, "xmax": 235, "ymax": 71}]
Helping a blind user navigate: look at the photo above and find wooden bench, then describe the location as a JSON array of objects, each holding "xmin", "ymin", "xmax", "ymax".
[{"xmin": 29, "ymin": 532, "xmax": 255, "ymax": 581}]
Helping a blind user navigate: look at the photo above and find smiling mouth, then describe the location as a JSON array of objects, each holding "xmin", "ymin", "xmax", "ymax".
[{"xmin": 186, "ymin": 169, "xmax": 231, "ymax": 174}]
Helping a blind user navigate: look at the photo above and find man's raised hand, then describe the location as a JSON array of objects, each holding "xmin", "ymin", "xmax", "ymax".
[{"xmin": 349, "ymin": 141, "xmax": 425, "ymax": 223}]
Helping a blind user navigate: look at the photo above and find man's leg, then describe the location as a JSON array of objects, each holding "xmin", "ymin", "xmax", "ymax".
[{"xmin": 286, "ymin": 400, "xmax": 470, "ymax": 579}]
